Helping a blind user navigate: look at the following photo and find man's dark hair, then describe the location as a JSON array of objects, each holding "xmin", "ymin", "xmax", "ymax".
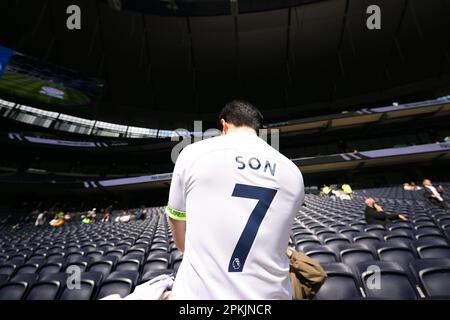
[{"xmin": 219, "ymin": 100, "xmax": 263, "ymax": 131}]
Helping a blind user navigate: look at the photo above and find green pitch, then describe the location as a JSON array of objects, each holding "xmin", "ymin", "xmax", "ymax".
[{"xmin": 0, "ymin": 70, "xmax": 91, "ymax": 107}]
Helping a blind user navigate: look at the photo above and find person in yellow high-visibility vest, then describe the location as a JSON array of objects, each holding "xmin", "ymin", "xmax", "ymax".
[
  {"xmin": 321, "ymin": 185, "xmax": 331, "ymax": 197},
  {"xmin": 342, "ymin": 184, "xmax": 353, "ymax": 197}
]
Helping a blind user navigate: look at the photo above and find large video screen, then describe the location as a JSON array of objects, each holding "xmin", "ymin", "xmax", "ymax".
[{"xmin": 0, "ymin": 45, "xmax": 103, "ymax": 117}]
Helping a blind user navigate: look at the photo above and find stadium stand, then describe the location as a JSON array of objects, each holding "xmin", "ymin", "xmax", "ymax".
[{"xmin": 0, "ymin": 185, "xmax": 449, "ymax": 300}]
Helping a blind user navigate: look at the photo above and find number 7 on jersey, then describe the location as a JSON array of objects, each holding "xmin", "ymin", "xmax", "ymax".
[{"xmin": 228, "ymin": 183, "xmax": 278, "ymax": 272}]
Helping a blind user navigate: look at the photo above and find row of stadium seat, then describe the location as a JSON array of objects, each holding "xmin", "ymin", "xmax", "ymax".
[
  {"xmin": 0, "ymin": 185, "xmax": 449, "ymax": 299},
  {"xmin": 292, "ymin": 188, "xmax": 450, "ymax": 299}
]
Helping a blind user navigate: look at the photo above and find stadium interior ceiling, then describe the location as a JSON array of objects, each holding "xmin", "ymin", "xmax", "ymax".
[{"xmin": 1, "ymin": 0, "xmax": 450, "ymax": 129}]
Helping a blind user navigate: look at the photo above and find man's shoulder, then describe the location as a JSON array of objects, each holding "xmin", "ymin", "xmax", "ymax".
[
  {"xmin": 266, "ymin": 146, "xmax": 303, "ymax": 180},
  {"xmin": 181, "ymin": 135, "xmax": 225, "ymax": 155},
  {"xmin": 177, "ymin": 135, "xmax": 225, "ymax": 164}
]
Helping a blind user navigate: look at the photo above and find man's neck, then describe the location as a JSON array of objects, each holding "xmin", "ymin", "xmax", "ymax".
[{"xmin": 226, "ymin": 126, "xmax": 257, "ymax": 136}]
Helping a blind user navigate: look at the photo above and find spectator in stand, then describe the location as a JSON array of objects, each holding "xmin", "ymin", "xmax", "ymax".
[
  {"xmin": 118, "ymin": 210, "xmax": 132, "ymax": 223},
  {"xmin": 88, "ymin": 208, "xmax": 97, "ymax": 220},
  {"xmin": 49, "ymin": 213, "xmax": 65, "ymax": 227},
  {"xmin": 35, "ymin": 211, "xmax": 46, "ymax": 227},
  {"xmin": 341, "ymin": 183, "xmax": 353, "ymax": 198},
  {"xmin": 364, "ymin": 198, "xmax": 408, "ymax": 226},
  {"xmin": 320, "ymin": 185, "xmax": 331, "ymax": 197},
  {"xmin": 12, "ymin": 223, "xmax": 22, "ymax": 230},
  {"xmin": 403, "ymin": 182, "xmax": 421, "ymax": 191},
  {"xmin": 135, "ymin": 208, "xmax": 142, "ymax": 222},
  {"xmin": 63, "ymin": 212, "xmax": 72, "ymax": 221},
  {"xmin": 320, "ymin": 185, "xmax": 337, "ymax": 201},
  {"xmin": 423, "ymin": 179, "xmax": 448, "ymax": 210},
  {"xmin": 102, "ymin": 212, "xmax": 111, "ymax": 222},
  {"xmin": 141, "ymin": 208, "xmax": 148, "ymax": 220}
]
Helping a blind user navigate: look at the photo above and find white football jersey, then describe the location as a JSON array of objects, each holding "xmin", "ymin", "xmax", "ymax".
[{"xmin": 166, "ymin": 131, "xmax": 304, "ymax": 300}]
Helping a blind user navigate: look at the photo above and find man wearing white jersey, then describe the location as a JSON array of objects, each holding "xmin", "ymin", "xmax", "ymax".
[{"xmin": 166, "ymin": 100, "xmax": 304, "ymax": 299}]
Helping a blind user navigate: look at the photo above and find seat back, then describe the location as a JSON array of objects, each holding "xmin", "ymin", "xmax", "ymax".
[
  {"xmin": 315, "ymin": 263, "xmax": 361, "ymax": 300},
  {"xmin": 410, "ymin": 259, "xmax": 450, "ymax": 298}
]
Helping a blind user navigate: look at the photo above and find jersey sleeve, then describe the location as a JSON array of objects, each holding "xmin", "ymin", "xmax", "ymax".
[{"xmin": 166, "ymin": 148, "xmax": 189, "ymax": 221}]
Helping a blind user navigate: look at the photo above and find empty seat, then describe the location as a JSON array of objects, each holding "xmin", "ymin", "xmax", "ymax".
[
  {"xmin": 338, "ymin": 244, "xmax": 377, "ymax": 268},
  {"xmin": 88, "ymin": 256, "xmax": 118, "ymax": 278},
  {"xmin": 169, "ymin": 243, "xmax": 179, "ymax": 252},
  {"xmin": 302, "ymin": 245, "xmax": 339, "ymax": 264},
  {"xmin": 349, "ymin": 222, "xmax": 367, "ymax": 232},
  {"xmin": 80, "ymin": 244, "xmax": 97, "ymax": 253},
  {"xmin": 26, "ymin": 282, "xmax": 60, "ymax": 300},
  {"xmin": 142, "ymin": 258, "xmax": 169, "ymax": 275},
  {"xmin": 315, "ymin": 229, "xmax": 337, "ymax": 238},
  {"xmin": 105, "ymin": 249, "xmax": 125, "ymax": 260},
  {"xmin": 295, "ymin": 236, "xmax": 321, "ymax": 251},
  {"xmin": 409, "ymin": 259, "xmax": 450, "ymax": 298},
  {"xmin": 65, "ymin": 245, "xmax": 81, "ymax": 253},
  {"xmin": 414, "ymin": 240, "xmax": 450, "ymax": 259},
  {"xmin": 356, "ymin": 261, "xmax": 418, "ymax": 300},
  {"xmin": 170, "ymin": 251, "xmax": 183, "ymax": 271},
  {"xmin": 46, "ymin": 253, "xmax": 65, "ymax": 263},
  {"xmin": 365, "ymin": 229, "xmax": 387, "ymax": 239},
  {"xmin": 384, "ymin": 233, "xmax": 414, "ymax": 247},
  {"xmin": 14, "ymin": 262, "xmax": 40, "ymax": 274},
  {"xmin": 353, "ymin": 233, "xmax": 382, "ymax": 249},
  {"xmin": 364, "ymin": 225, "xmax": 386, "ymax": 233},
  {"xmin": 388, "ymin": 223, "xmax": 412, "ymax": 232},
  {"xmin": 65, "ymin": 257, "xmax": 93, "ymax": 272},
  {"xmin": 150, "ymin": 242, "xmax": 169, "ymax": 252},
  {"xmin": 0, "ymin": 273, "xmax": 38, "ymax": 300},
  {"xmin": 84, "ymin": 250, "xmax": 104, "ymax": 262},
  {"xmin": 0, "ymin": 282, "xmax": 28, "ymax": 300},
  {"xmin": 0, "ymin": 274, "xmax": 8, "ymax": 286},
  {"xmin": 338, "ymin": 228, "xmax": 360, "ymax": 241},
  {"xmin": 25, "ymin": 273, "xmax": 68, "ymax": 300},
  {"xmin": 38, "ymin": 262, "xmax": 63, "ymax": 276},
  {"xmin": 0, "ymin": 263, "xmax": 18, "ymax": 277},
  {"xmin": 27, "ymin": 253, "xmax": 46, "ymax": 261},
  {"xmin": 8, "ymin": 254, "xmax": 27, "ymax": 264},
  {"xmin": 10, "ymin": 273, "xmax": 39, "ymax": 284},
  {"xmin": 414, "ymin": 230, "xmax": 447, "ymax": 242},
  {"xmin": 322, "ymin": 236, "xmax": 351, "ymax": 249},
  {"xmin": 115, "ymin": 259, "xmax": 141, "ymax": 272},
  {"xmin": 377, "ymin": 243, "xmax": 417, "ymax": 274},
  {"xmin": 315, "ymin": 263, "xmax": 361, "ymax": 300},
  {"xmin": 97, "ymin": 243, "xmax": 115, "ymax": 252},
  {"xmin": 66, "ymin": 252, "xmax": 84, "ymax": 263},
  {"xmin": 96, "ymin": 271, "xmax": 139, "ymax": 299},
  {"xmin": 115, "ymin": 242, "xmax": 132, "ymax": 251},
  {"xmin": 126, "ymin": 247, "xmax": 147, "ymax": 256},
  {"xmin": 59, "ymin": 272, "xmax": 103, "ymax": 300},
  {"xmin": 47, "ymin": 246, "xmax": 64, "ymax": 255}
]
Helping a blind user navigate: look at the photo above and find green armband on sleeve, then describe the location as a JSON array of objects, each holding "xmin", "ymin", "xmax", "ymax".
[{"xmin": 165, "ymin": 206, "xmax": 186, "ymax": 221}]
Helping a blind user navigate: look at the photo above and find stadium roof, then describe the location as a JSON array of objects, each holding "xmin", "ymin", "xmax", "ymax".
[
  {"xmin": 0, "ymin": 0, "xmax": 450, "ymax": 128},
  {"xmin": 2, "ymin": 142, "xmax": 449, "ymax": 194},
  {"xmin": 1, "ymin": 96, "xmax": 449, "ymax": 141}
]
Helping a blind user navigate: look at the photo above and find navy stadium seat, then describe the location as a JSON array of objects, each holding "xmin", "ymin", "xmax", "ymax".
[
  {"xmin": 338, "ymin": 244, "xmax": 377, "ymax": 268},
  {"xmin": 88, "ymin": 256, "xmax": 118, "ymax": 279},
  {"xmin": 302, "ymin": 245, "xmax": 339, "ymax": 264},
  {"xmin": 96, "ymin": 271, "xmax": 139, "ymax": 299},
  {"xmin": 0, "ymin": 274, "xmax": 38, "ymax": 300},
  {"xmin": 25, "ymin": 273, "xmax": 68, "ymax": 300},
  {"xmin": 315, "ymin": 263, "xmax": 361, "ymax": 300},
  {"xmin": 414, "ymin": 240, "xmax": 450, "ymax": 259},
  {"xmin": 409, "ymin": 259, "xmax": 450, "ymax": 298},
  {"xmin": 376, "ymin": 243, "xmax": 417, "ymax": 275},
  {"xmin": 59, "ymin": 272, "xmax": 103, "ymax": 300},
  {"xmin": 356, "ymin": 261, "xmax": 418, "ymax": 299}
]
